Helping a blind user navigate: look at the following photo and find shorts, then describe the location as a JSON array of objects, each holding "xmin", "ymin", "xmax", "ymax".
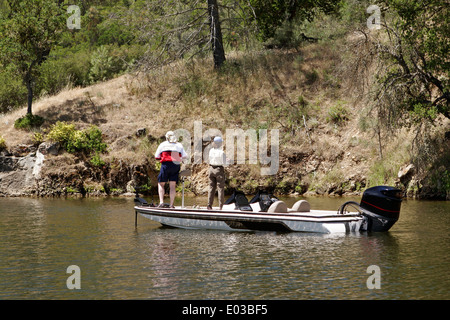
[{"xmin": 157, "ymin": 162, "xmax": 181, "ymax": 183}]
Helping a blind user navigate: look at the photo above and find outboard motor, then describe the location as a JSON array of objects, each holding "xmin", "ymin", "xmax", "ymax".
[{"xmin": 360, "ymin": 186, "xmax": 403, "ymax": 232}]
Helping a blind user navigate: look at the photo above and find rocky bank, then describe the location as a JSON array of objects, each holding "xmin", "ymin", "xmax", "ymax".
[{"xmin": 1, "ymin": 132, "xmax": 448, "ymax": 200}]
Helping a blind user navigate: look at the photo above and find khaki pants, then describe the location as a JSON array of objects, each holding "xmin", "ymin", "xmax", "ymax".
[{"xmin": 208, "ymin": 165, "xmax": 225, "ymax": 208}]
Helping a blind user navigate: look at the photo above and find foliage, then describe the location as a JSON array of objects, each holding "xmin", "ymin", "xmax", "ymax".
[
  {"xmin": 90, "ymin": 152, "xmax": 106, "ymax": 167},
  {"xmin": 47, "ymin": 122, "xmax": 107, "ymax": 155},
  {"xmin": 32, "ymin": 132, "xmax": 45, "ymax": 146},
  {"xmin": 0, "ymin": 1, "xmax": 146, "ymax": 113},
  {"xmin": 0, "ymin": 136, "xmax": 6, "ymax": 150},
  {"xmin": 248, "ymin": 0, "xmax": 340, "ymax": 41},
  {"xmin": 0, "ymin": 0, "xmax": 66, "ymax": 114},
  {"xmin": 46, "ymin": 122, "xmax": 77, "ymax": 147},
  {"xmin": 14, "ymin": 114, "xmax": 45, "ymax": 131},
  {"xmin": 82, "ymin": 125, "xmax": 108, "ymax": 154},
  {"xmin": 326, "ymin": 101, "xmax": 349, "ymax": 124},
  {"xmin": 38, "ymin": 46, "xmax": 92, "ymax": 95},
  {"xmin": 89, "ymin": 45, "xmax": 121, "ymax": 83},
  {"xmin": 88, "ymin": 45, "xmax": 133, "ymax": 83},
  {"xmin": 128, "ymin": 0, "xmax": 228, "ymax": 69},
  {"xmin": 367, "ymin": 0, "xmax": 449, "ymax": 123},
  {"xmin": 0, "ymin": 66, "xmax": 27, "ymax": 113}
]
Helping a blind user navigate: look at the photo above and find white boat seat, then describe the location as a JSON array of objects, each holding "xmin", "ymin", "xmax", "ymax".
[
  {"xmin": 291, "ymin": 200, "xmax": 310, "ymax": 212},
  {"xmin": 267, "ymin": 201, "xmax": 288, "ymax": 213}
]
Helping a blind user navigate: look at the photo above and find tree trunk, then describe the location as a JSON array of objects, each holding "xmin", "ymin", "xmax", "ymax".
[
  {"xmin": 207, "ymin": 0, "xmax": 226, "ymax": 69},
  {"xmin": 25, "ymin": 75, "xmax": 33, "ymax": 115}
]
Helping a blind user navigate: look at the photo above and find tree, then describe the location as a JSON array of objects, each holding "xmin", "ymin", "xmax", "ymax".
[
  {"xmin": 0, "ymin": 0, "xmax": 66, "ymax": 115},
  {"xmin": 347, "ymin": 0, "xmax": 448, "ymax": 160},
  {"xmin": 362, "ymin": 0, "xmax": 449, "ymax": 123},
  {"xmin": 208, "ymin": 0, "xmax": 226, "ymax": 68},
  {"xmin": 248, "ymin": 0, "xmax": 340, "ymax": 41},
  {"xmin": 131, "ymin": 0, "xmax": 229, "ymax": 70}
]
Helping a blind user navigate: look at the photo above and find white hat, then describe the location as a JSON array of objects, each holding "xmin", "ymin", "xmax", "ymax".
[
  {"xmin": 213, "ymin": 136, "xmax": 223, "ymax": 143},
  {"xmin": 165, "ymin": 131, "xmax": 177, "ymax": 143}
]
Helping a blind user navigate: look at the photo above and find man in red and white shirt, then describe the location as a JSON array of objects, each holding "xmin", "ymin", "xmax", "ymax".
[{"xmin": 155, "ymin": 131, "xmax": 188, "ymax": 207}]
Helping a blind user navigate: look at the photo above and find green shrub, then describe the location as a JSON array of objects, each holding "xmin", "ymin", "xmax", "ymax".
[
  {"xmin": 38, "ymin": 48, "xmax": 92, "ymax": 96},
  {"xmin": 0, "ymin": 136, "xmax": 6, "ymax": 150},
  {"xmin": 47, "ymin": 122, "xmax": 107, "ymax": 155},
  {"xmin": 72, "ymin": 125, "xmax": 107, "ymax": 154},
  {"xmin": 89, "ymin": 45, "xmax": 125, "ymax": 83},
  {"xmin": 0, "ymin": 67, "xmax": 27, "ymax": 113},
  {"xmin": 46, "ymin": 121, "xmax": 77, "ymax": 146},
  {"xmin": 266, "ymin": 21, "xmax": 303, "ymax": 49},
  {"xmin": 90, "ymin": 152, "xmax": 105, "ymax": 167},
  {"xmin": 326, "ymin": 101, "xmax": 349, "ymax": 124},
  {"xmin": 31, "ymin": 132, "xmax": 44, "ymax": 146},
  {"xmin": 14, "ymin": 114, "xmax": 45, "ymax": 130}
]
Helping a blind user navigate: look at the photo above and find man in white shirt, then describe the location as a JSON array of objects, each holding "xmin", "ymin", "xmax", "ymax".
[
  {"xmin": 155, "ymin": 131, "xmax": 188, "ymax": 208},
  {"xmin": 207, "ymin": 136, "xmax": 227, "ymax": 210}
]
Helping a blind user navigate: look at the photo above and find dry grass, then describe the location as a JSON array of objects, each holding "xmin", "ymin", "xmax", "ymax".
[{"xmin": 0, "ymin": 42, "xmax": 372, "ymax": 170}]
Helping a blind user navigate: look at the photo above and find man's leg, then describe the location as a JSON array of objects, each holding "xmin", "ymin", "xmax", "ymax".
[
  {"xmin": 169, "ymin": 181, "xmax": 177, "ymax": 207},
  {"xmin": 217, "ymin": 171, "xmax": 225, "ymax": 210},
  {"xmin": 208, "ymin": 168, "xmax": 217, "ymax": 209},
  {"xmin": 158, "ymin": 182, "xmax": 165, "ymax": 204}
]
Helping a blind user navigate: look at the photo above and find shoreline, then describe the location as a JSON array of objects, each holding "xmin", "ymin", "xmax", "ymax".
[{"xmin": 1, "ymin": 188, "xmax": 448, "ymax": 201}]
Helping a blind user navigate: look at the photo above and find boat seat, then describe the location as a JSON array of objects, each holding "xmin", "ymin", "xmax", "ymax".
[
  {"xmin": 235, "ymin": 193, "xmax": 253, "ymax": 211},
  {"xmin": 225, "ymin": 190, "xmax": 253, "ymax": 211},
  {"xmin": 291, "ymin": 200, "xmax": 310, "ymax": 212},
  {"xmin": 267, "ymin": 201, "xmax": 288, "ymax": 213}
]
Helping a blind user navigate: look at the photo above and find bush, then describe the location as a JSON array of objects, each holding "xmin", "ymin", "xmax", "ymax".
[
  {"xmin": 38, "ymin": 47, "xmax": 92, "ymax": 96},
  {"xmin": 14, "ymin": 114, "xmax": 45, "ymax": 130},
  {"xmin": 0, "ymin": 136, "xmax": 6, "ymax": 150},
  {"xmin": 47, "ymin": 122, "xmax": 107, "ymax": 155},
  {"xmin": 83, "ymin": 125, "xmax": 108, "ymax": 153},
  {"xmin": 67, "ymin": 126, "xmax": 107, "ymax": 154},
  {"xmin": 89, "ymin": 45, "xmax": 125, "ymax": 83},
  {"xmin": 31, "ymin": 132, "xmax": 44, "ymax": 146},
  {"xmin": 90, "ymin": 152, "xmax": 105, "ymax": 167},
  {"xmin": 326, "ymin": 101, "xmax": 349, "ymax": 124},
  {"xmin": 46, "ymin": 121, "xmax": 77, "ymax": 146},
  {"xmin": 0, "ymin": 67, "xmax": 27, "ymax": 113},
  {"xmin": 266, "ymin": 21, "xmax": 303, "ymax": 49}
]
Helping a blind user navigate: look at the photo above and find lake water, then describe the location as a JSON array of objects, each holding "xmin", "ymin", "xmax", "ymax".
[{"xmin": 0, "ymin": 195, "xmax": 448, "ymax": 300}]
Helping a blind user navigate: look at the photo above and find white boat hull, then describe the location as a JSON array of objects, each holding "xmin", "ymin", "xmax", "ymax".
[
  {"xmin": 133, "ymin": 185, "xmax": 402, "ymax": 233},
  {"xmin": 134, "ymin": 204, "xmax": 365, "ymax": 234}
]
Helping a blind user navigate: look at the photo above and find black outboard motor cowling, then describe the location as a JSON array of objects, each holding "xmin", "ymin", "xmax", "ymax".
[{"xmin": 360, "ymin": 186, "xmax": 403, "ymax": 232}]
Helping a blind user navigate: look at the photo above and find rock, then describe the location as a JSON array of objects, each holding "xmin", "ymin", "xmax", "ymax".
[
  {"xmin": 136, "ymin": 128, "xmax": 147, "ymax": 137},
  {"xmin": 126, "ymin": 180, "xmax": 135, "ymax": 193},
  {"xmin": 10, "ymin": 144, "xmax": 36, "ymax": 157},
  {"xmin": 398, "ymin": 164, "xmax": 415, "ymax": 185},
  {"xmin": 0, "ymin": 153, "xmax": 40, "ymax": 196},
  {"xmin": 38, "ymin": 142, "xmax": 60, "ymax": 156}
]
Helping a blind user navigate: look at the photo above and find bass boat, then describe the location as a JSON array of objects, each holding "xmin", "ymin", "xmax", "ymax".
[{"xmin": 133, "ymin": 185, "xmax": 403, "ymax": 234}]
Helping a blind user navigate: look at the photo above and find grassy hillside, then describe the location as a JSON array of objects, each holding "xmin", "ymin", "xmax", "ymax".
[{"xmin": 1, "ymin": 35, "xmax": 448, "ymax": 199}]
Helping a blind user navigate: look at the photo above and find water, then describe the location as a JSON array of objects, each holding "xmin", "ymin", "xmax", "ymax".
[{"xmin": 0, "ymin": 195, "xmax": 448, "ymax": 300}]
